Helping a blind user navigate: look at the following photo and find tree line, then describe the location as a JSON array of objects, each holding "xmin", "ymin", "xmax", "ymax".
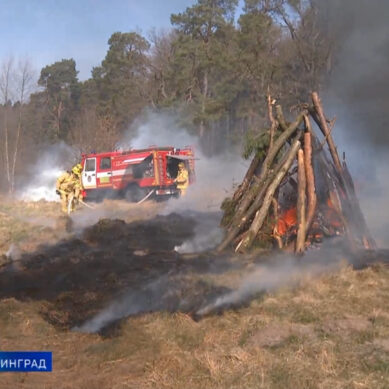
[{"xmin": 0, "ymin": 0, "xmax": 334, "ymax": 193}]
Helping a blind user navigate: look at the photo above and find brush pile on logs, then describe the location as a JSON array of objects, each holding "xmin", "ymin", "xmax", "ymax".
[{"xmin": 218, "ymin": 92, "xmax": 376, "ymax": 253}]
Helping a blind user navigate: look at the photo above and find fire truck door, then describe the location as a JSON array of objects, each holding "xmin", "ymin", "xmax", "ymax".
[
  {"xmin": 83, "ymin": 157, "xmax": 97, "ymax": 188},
  {"xmin": 170, "ymin": 155, "xmax": 196, "ymax": 184},
  {"xmin": 97, "ymin": 156, "xmax": 112, "ymax": 186}
]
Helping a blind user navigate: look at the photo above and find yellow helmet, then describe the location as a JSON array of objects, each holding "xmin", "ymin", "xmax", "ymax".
[
  {"xmin": 178, "ymin": 162, "xmax": 185, "ymax": 168},
  {"xmin": 72, "ymin": 164, "xmax": 82, "ymax": 176}
]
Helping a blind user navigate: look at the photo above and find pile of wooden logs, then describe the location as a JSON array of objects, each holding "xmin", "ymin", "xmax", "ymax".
[{"xmin": 218, "ymin": 92, "xmax": 376, "ymax": 253}]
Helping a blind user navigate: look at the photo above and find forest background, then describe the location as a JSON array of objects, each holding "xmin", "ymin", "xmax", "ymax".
[{"xmin": 0, "ymin": 0, "xmax": 353, "ymax": 193}]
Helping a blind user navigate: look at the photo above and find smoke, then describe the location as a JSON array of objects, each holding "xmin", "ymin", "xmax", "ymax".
[
  {"xmin": 357, "ymin": 155, "xmax": 389, "ymax": 247},
  {"xmin": 173, "ymin": 211, "xmax": 223, "ymax": 253},
  {"xmin": 12, "ymin": 109, "xmax": 245, "ymax": 249},
  {"xmin": 316, "ymin": 1, "xmax": 389, "ymax": 247},
  {"xmin": 75, "ymin": 241, "xmax": 349, "ymax": 333},
  {"xmin": 16, "ymin": 142, "xmax": 78, "ymax": 202},
  {"xmin": 119, "ymin": 110, "xmax": 247, "ymax": 251},
  {"xmin": 68, "ymin": 199, "xmax": 161, "ymax": 233},
  {"xmin": 196, "ymin": 243, "xmax": 346, "ymax": 317},
  {"xmin": 321, "ymin": 0, "xmax": 389, "ymax": 147},
  {"xmin": 5, "ymin": 244, "xmax": 22, "ymax": 262},
  {"xmin": 119, "ymin": 110, "xmax": 197, "ymax": 151},
  {"xmin": 120, "ymin": 110, "xmax": 246, "ymax": 212},
  {"xmin": 75, "ymin": 276, "xmax": 171, "ymax": 333}
]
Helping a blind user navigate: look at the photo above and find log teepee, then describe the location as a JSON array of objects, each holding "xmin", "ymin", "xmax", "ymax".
[{"xmin": 218, "ymin": 92, "xmax": 376, "ymax": 254}]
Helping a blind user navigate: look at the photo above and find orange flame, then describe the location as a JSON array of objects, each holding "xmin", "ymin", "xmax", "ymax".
[
  {"xmin": 276, "ymin": 207, "xmax": 297, "ymax": 236},
  {"xmin": 275, "ymin": 192, "xmax": 344, "ymax": 238}
]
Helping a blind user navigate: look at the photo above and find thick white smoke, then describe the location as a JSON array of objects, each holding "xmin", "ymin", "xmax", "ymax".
[{"xmin": 17, "ymin": 142, "xmax": 78, "ymax": 202}]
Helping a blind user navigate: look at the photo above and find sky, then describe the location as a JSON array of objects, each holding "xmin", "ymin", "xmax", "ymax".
[{"xmin": 0, "ymin": 0, "xmax": 198, "ymax": 80}]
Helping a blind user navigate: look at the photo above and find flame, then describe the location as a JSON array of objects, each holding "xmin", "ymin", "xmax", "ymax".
[
  {"xmin": 324, "ymin": 197, "xmax": 343, "ymax": 229},
  {"xmin": 276, "ymin": 207, "xmax": 297, "ymax": 236},
  {"xmin": 275, "ymin": 192, "xmax": 344, "ymax": 238}
]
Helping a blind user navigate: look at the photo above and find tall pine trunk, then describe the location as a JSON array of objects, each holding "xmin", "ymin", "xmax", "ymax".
[{"xmin": 199, "ymin": 70, "xmax": 208, "ymax": 138}]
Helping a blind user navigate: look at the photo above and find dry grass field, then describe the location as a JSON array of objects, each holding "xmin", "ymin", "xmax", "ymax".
[{"xmin": 0, "ymin": 197, "xmax": 388, "ymax": 389}]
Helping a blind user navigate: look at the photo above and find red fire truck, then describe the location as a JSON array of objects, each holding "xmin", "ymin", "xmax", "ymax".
[{"xmin": 80, "ymin": 146, "xmax": 195, "ymax": 201}]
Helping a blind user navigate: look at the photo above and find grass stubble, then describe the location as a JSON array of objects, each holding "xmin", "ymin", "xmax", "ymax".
[{"xmin": 0, "ymin": 197, "xmax": 388, "ymax": 389}]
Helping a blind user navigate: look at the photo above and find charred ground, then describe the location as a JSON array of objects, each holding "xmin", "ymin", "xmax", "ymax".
[
  {"xmin": 0, "ymin": 198, "xmax": 389, "ymax": 388},
  {"xmin": 0, "ymin": 206, "xmax": 239, "ymax": 333}
]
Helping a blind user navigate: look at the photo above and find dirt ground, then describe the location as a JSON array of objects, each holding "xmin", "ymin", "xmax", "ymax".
[{"xmin": 0, "ymin": 197, "xmax": 388, "ymax": 388}]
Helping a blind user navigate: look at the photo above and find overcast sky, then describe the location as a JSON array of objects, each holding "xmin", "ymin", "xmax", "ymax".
[{"xmin": 0, "ymin": 0, "xmax": 198, "ymax": 80}]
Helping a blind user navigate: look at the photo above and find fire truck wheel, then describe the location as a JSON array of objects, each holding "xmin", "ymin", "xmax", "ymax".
[{"xmin": 124, "ymin": 185, "xmax": 146, "ymax": 203}]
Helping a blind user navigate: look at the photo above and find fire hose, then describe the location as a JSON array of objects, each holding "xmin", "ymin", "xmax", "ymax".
[
  {"xmin": 57, "ymin": 190, "xmax": 95, "ymax": 215},
  {"xmin": 67, "ymin": 193, "xmax": 74, "ymax": 215},
  {"xmin": 79, "ymin": 199, "xmax": 96, "ymax": 209},
  {"xmin": 137, "ymin": 189, "xmax": 155, "ymax": 204},
  {"xmin": 58, "ymin": 189, "xmax": 153, "ymax": 213},
  {"xmin": 67, "ymin": 195, "xmax": 96, "ymax": 214}
]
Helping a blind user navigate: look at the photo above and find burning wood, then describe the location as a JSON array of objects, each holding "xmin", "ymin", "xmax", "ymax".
[{"xmin": 218, "ymin": 92, "xmax": 376, "ymax": 253}]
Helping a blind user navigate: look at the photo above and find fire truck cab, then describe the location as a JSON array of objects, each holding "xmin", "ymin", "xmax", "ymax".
[{"xmin": 81, "ymin": 146, "xmax": 195, "ymax": 201}]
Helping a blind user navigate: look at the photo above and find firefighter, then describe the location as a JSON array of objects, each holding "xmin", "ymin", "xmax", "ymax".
[
  {"xmin": 174, "ymin": 162, "xmax": 189, "ymax": 196},
  {"xmin": 56, "ymin": 164, "xmax": 83, "ymax": 213}
]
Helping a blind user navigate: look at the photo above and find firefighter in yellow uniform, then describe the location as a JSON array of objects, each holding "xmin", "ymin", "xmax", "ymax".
[
  {"xmin": 174, "ymin": 162, "xmax": 189, "ymax": 196},
  {"xmin": 56, "ymin": 164, "xmax": 83, "ymax": 213}
]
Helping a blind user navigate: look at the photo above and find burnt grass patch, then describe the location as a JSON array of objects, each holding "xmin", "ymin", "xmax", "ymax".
[
  {"xmin": 0, "ymin": 212, "xmax": 236, "ymax": 333},
  {"xmin": 0, "ymin": 208, "xmax": 388, "ymax": 337}
]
